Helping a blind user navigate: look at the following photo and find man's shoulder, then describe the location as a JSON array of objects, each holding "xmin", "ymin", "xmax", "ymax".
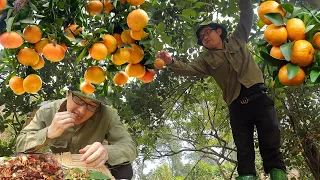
[
  {"xmin": 100, "ymin": 104, "xmax": 118, "ymax": 115},
  {"xmin": 38, "ymin": 98, "xmax": 66, "ymax": 111}
]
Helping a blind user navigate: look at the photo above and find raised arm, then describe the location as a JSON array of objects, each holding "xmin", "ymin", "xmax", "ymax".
[
  {"xmin": 233, "ymin": 0, "xmax": 254, "ymax": 42},
  {"xmin": 157, "ymin": 51, "xmax": 210, "ymax": 77}
]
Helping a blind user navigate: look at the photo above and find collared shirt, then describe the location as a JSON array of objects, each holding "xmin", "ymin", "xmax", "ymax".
[
  {"xmin": 16, "ymin": 99, "xmax": 138, "ymax": 166},
  {"xmin": 168, "ymin": 0, "xmax": 264, "ymax": 105}
]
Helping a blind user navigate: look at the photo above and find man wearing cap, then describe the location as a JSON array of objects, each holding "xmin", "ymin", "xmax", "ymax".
[
  {"xmin": 157, "ymin": 0, "xmax": 287, "ymax": 179},
  {"xmin": 16, "ymin": 90, "xmax": 137, "ymax": 179}
]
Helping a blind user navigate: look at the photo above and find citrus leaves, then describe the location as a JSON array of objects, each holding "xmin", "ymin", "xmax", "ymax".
[
  {"xmin": 264, "ymin": 13, "xmax": 284, "ymax": 26},
  {"xmin": 280, "ymin": 41, "xmax": 293, "ymax": 61}
]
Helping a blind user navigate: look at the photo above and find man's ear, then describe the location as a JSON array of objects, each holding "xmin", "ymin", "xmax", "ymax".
[{"xmin": 216, "ymin": 28, "xmax": 222, "ymax": 35}]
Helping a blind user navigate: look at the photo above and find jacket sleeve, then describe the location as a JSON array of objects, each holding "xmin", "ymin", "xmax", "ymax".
[
  {"xmin": 104, "ymin": 108, "xmax": 138, "ymax": 166},
  {"xmin": 168, "ymin": 56, "xmax": 211, "ymax": 77},
  {"xmin": 232, "ymin": 0, "xmax": 254, "ymax": 42},
  {"xmin": 16, "ymin": 107, "xmax": 50, "ymax": 153}
]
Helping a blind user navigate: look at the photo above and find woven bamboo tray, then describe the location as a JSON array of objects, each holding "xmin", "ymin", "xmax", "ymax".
[{"xmin": 53, "ymin": 152, "xmax": 115, "ymax": 180}]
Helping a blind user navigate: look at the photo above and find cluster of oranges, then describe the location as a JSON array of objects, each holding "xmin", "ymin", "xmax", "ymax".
[
  {"xmin": 1, "ymin": 0, "xmax": 166, "ymax": 95},
  {"xmin": 258, "ymin": 0, "xmax": 320, "ymax": 86},
  {"xmin": 0, "ymin": 24, "xmax": 68, "ymax": 95},
  {"xmin": 78, "ymin": 0, "xmax": 165, "ymax": 95}
]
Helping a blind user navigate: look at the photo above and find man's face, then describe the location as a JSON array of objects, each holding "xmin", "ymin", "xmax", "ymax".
[
  {"xmin": 199, "ymin": 26, "xmax": 223, "ymax": 49},
  {"xmin": 66, "ymin": 92, "xmax": 100, "ymax": 125}
]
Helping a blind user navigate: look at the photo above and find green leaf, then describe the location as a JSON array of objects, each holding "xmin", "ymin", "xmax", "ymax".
[
  {"xmin": 280, "ymin": 42, "xmax": 293, "ymax": 61},
  {"xmin": 29, "ymin": 1, "xmax": 39, "ymax": 11},
  {"xmin": 260, "ymin": 51, "xmax": 286, "ymax": 67},
  {"xmin": 200, "ymin": 19, "xmax": 212, "ymax": 25},
  {"xmin": 139, "ymin": 39, "xmax": 152, "ymax": 46},
  {"xmin": 6, "ymin": 17, "xmax": 15, "ymax": 33},
  {"xmin": 43, "ymin": 2, "xmax": 49, "ymax": 7},
  {"xmin": 107, "ymin": 65, "xmax": 119, "ymax": 72},
  {"xmin": 286, "ymin": 63, "xmax": 299, "ymax": 80},
  {"xmin": 34, "ymin": 14, "xmax": 45, "ymax": 18},
  {"xmin": 55, "ymin": 18, "xmax": 64, "ymax": 28},
  {"xmin": 144, "ymin": 58, "xmax": 154, "ymax": 65},
  {"xmin": 194, "ymin": 2, "xmax": 208, "ymax": 8},
  {"xmin": 88, "ymin": 171, "xmax": 110, "ymax": 179},
  {"xmin": 161, "ymin": 35, "xmax": 171, "ymax": 45},
  {"xmin": 76, "ymin": 47, "xmax": 88, "ymax": 64},
  {"xmin": 93, "ymin": 28, "xmax": 107, "ymax": 35},
  {"xmin": 19, "ymin": 19, "xmax": 36, "ymax": 24},
  {"xmin": 281, "ymin": 4, "xmax": 294, "ymax": 14},
  {"xmin": 257, "ymin": 18, "xmax": 265, "ymax": 29},
  {"xmin": 153, "ymin": 39, "xmax": 163, "ymax": 51},
  {"xmin": 264, "ymin": 13, "xmax": 284, "ymax": 26},
  {"xmin": 73, "ymin": 168, "xmax": 83, "ymax": 173},
  {"xmin": 113, "ymin": 0, "xmax": 118, "ymax": 8},
  {"xmin": 157, "ymin": 22, "xmax": 166, "ymax": 33},
  {"xmin": 6, "ymin": 8, "xmax": 13, "ymax": 22},
  {"xmin": 57, "ymin": 2, "xmax": 66, "ymax": 9},
  {"xmin": 182, "ymin": 9, "xmax": 196, "ymax": 18},
  {"xmin": 310, "ymin": 70, "xmax": 320, "ymax": 83},
  {"xmin": 274, "ymin": 75, "xmax": 285, "ymax": 88},
  {"xmin": 305, "ymin": 25, "xmax": 315, "ymax": 33}
]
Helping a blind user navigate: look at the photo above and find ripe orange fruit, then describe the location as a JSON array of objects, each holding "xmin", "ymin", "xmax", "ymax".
[
  {"xmin": 34, "ymin": 38, "xmax": 50, "ymax": 54},
  {"xmin": 258, "ymin": 1, "xmax": 286, "ymax": 25},
  {"xmin": 125, "ymin": 63, "xmax": 146, "ymax": 78},
  {"xmin": 0, "ymin": 32, "xmax": 23, "ymax": 49},
  {"xmin": 130, "ymin": 29, "xmax": 148, "ymax": 40},
  {"xmin": 264, "ymin": 24, "xmax": 288, "ymax": 46},
  {"xmin": 127, "ymin": 0, "xmax": 145, "ymax": 6},
  {"xmin": 113, "ymin": 71, "xmax": 129, "ymax": 86},
  {"xmin": 121, "ymin": 30, "xmax": 135, "ymax": 44},
  {"xmin": 312, "ymin": 32, "xmax": 320, "ymax": 49},
  {"xmin": 23, "ymin": 25, "xmax": 42, "ymax": 43},
  {"xmin": 103, "ymin": 0, "xmax": 114, "ymax": 14},
  {"xmin": 101, "ymin": 34, "xmax": 117, "ymax": 53},
  {"xmin": 127, "ymin": 9, "xmax": 149, "ymax": 31},
  {"xmin": 286, "ymin": 18, "xmax": 306, "ymax": 41},
  {"xmin": 270, "ymin": 46, "xmax": 285, "ymax": 60},
  {"xmin": 139, "ymin": 69, "xmax": 155, "ymax": 83},
  {"xmin": 126, "ymin": 44, "xmax": 144, "ymax": 64},
  {"xmin": 113, "ymin": 33, "xmax": 123, "ymax": 45},
  {"xmin": 290, "ymin": 40, "xmax": 314, "ymax": 67},
  {"xmin": 112, "ymin": 48, "xmax": 130, "ymax": 65},
  {"xmin": 80, "ymin": 81, "xmax": 95, "ymax": 95},
  {"xmin": 0, "ymin": 0, "xmax": 7, "ymax": 11},
  {"xmin": 32, "ymin": 55, "xmax": 45, "ymax": 70},
  {"xmin": 278, "ymin": 65, "xmax": 305, "ymax": 86},
  {"xmin": 43, "ymin": 43, "xmax": 65, "ymax": 62},
  {"xmin": 154, "ymin": 58, "xmax": 165, "ymax": 69},
  {"xmin": 84, "ymin": 66, "xmax": 106, "ymax": 84},
  {"xmin": 119, "ymin": 0, "xmax": 126, "ymax": 3},
  {"xmin": 23, "ymin": 74, "xmax": 42, "ymax": 93},
  {"xmin": 17, "ymin": 48, "xmax": 39, "ymax": 66},
  {"xmin": 65, "ymin": 24, "xmax": 82, "ymax": 35},
  {"xmin": 9, "ymin": 76, "xmax": 25, "ymax": 95},
  {"xmin": 89, "ymin": 43, "xmax": 108, "ymax": 60},
  {"xmin": 87, "ymin": 0, "xmax": 103, "ymax": 15}
]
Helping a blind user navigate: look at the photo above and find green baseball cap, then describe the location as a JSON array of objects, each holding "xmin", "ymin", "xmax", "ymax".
[{"xmin": 70, "ymin": 90, "xmax": 106, "ymax": 105}]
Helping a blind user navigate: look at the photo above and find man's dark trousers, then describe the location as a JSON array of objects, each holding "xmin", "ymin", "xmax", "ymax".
[
  {"xmin": 107, "ymin": 163, "xmax": 133, "ymax": 179},
  {"xmin": 228, "ymin": 84, "xmax": 286, "ymax": 176}
]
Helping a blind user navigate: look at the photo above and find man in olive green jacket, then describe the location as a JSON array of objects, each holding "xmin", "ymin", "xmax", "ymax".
[
  {"xmin": 158, "ymin": 0, "xmax": 287, "ymax": 179},
  {"xmin": 16, "ymin": 90, "xmax": 138, "ymax": 179}
]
